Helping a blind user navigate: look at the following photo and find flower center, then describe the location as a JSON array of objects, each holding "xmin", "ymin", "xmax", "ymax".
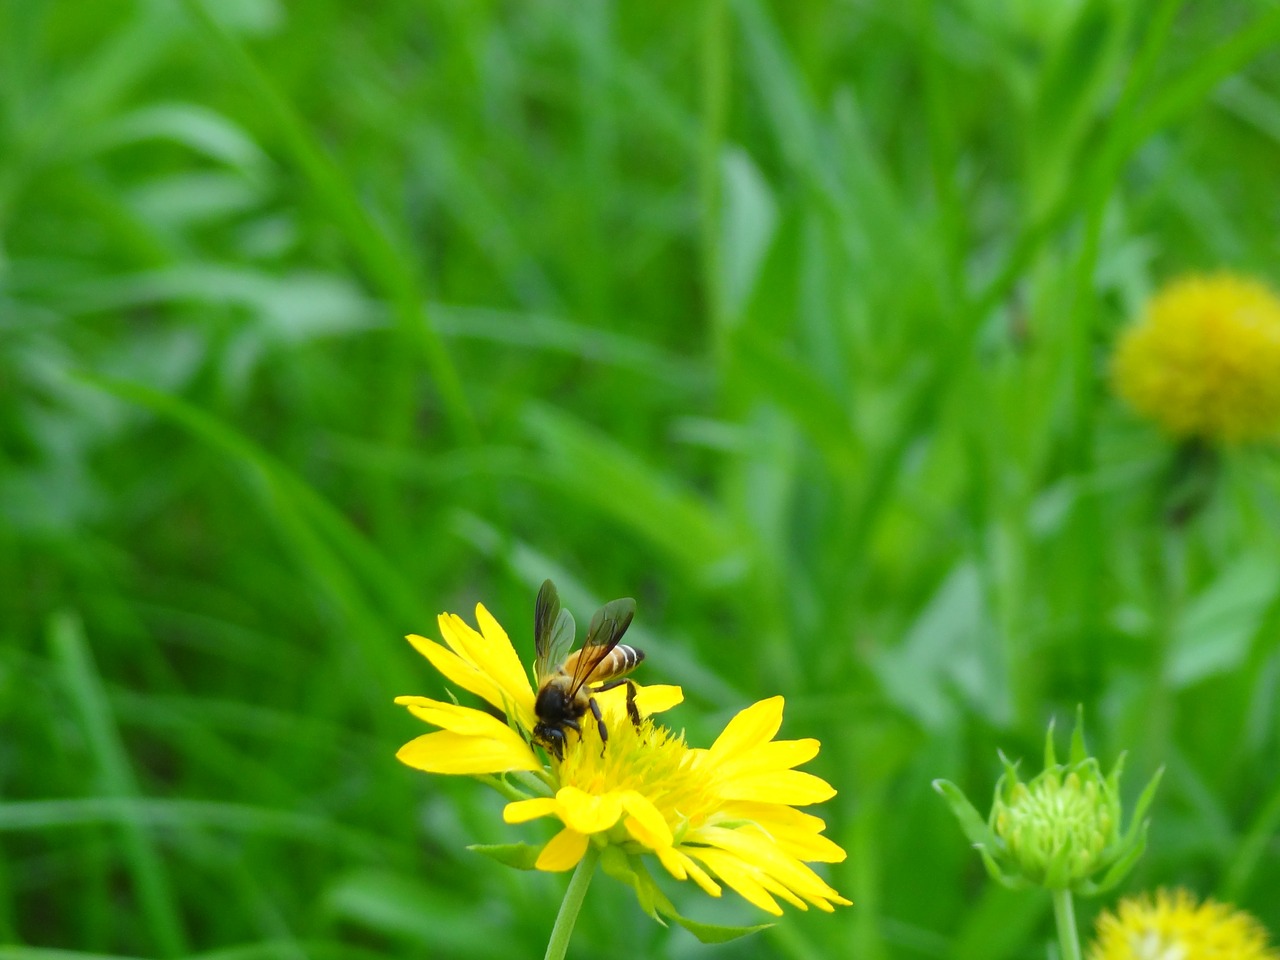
[
  {"xmin": 1128, "ymin": 931, "xmax": 1186, "ymax": 960},
  {"xmin": 556, "ymin": 707, "xmax": 718, "ymax": 835}
]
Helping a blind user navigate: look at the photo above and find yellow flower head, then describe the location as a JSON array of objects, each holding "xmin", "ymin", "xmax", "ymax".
[
  {"xmin": 1089, "ymin": 888, "xmax": 1279, "ymax": 960},
  {"xmin": 1112, "ymin": 274, "xmax": 1280, "ymax": 443},
  {"xmin": 394, "ymin": 599, "xmax": 849, "ymax": 921}
]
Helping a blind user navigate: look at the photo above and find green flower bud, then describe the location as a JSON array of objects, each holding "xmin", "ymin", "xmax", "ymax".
[{"xmin": 933, "ymin": 709, "xmax": 1163, "ymax": 896}]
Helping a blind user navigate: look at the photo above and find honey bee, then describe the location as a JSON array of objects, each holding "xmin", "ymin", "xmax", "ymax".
[{"xmin": 531, "ymin": 579, "xmax": 644, "ymax": 761}]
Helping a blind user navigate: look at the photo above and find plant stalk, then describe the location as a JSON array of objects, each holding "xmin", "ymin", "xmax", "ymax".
[
  {"xmin": 544, "ymin": 843, "xmax": 601, "ymax": 960},
  {"xmin": 1052, "ymin": 889, "xmax": 1083, "ymax": 960}
]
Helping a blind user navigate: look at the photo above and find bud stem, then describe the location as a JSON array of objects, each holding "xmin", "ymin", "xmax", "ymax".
[{"xmin": 1052, "ymin": 889, "xmax": 1083, "ymax": 960}]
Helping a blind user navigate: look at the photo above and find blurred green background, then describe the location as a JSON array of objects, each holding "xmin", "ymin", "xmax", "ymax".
[{"xmin": 4, "ymin": 0, "xmax": 1280, "ymax": 957}]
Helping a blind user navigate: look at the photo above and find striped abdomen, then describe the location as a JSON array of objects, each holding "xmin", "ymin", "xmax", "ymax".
[{"xmin": 564, "ymin": 643, "xmax": 645, "ymax": 685}]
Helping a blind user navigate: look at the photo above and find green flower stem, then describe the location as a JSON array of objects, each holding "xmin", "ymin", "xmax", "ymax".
[
  {"xmin": 475, "ymin": 774, "xmax": 531, "ymax": 803},
  {"xmin": 1052, "ymin": 889, "xmax": 1083, "ymax": 960},
  {"xmin": 544, "ymin": 843, "xmax": 601, "ymax": 960}
]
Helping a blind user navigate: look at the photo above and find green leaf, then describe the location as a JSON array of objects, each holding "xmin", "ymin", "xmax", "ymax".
[
  {"xmin": 729, "ymin": 326, "xmax": 861, "ymax": 479},
  {"xmin": 466, "ymin": 843, "xmax": 542, "ymax": 871},
  {"xmin": 522, "ymin": 404, "xmax": 740, "ymax": 577},
  {"xmin": 93, "ymin": 102, "xmax": 270, "ymax": 174},
  {"xmin": 598, "ymin": 847, "xmax": 769, "ymax": 942},
  {"xmin": 666, "ymin": 913, "xmax": 773, "ymax": 944},
  {"xmin": 876, "ymin": 563, "xmax": 1007, "ymax": 730},
  {"xmin": 720, "ymin": 148, "xmax": 778, "ymax": 322},
  {"xmin": 324, "ymin": 870, "xmax": 507, "ymax": 957},
  {"xmin": 952, "ymin": 884, "xmax": 1049, "ymax": 960},
  {"xmin": 1168, "ymin": 553, "xmax": 1278, "ymax": 687},
  {"xmin": 600, "ymin": 847, "xmax": 681, "ymax": 924}
]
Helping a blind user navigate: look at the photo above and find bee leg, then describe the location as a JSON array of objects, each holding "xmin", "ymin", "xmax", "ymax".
[
  {"xmin": 589, "ymin": 678, "xmax": 643, "ymax": 730},
  {"xmin": 624, "ymin": 680, "xmax": 641, "ymax": 728},
  {"xmin": 587, "ymin": 697, "xmax": 608, "ymax": 756}
]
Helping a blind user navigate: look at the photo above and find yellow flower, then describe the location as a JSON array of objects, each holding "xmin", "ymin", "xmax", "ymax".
[
  {"xmin": 395, "ymin": 607, "xmax": 541, "ymax": 776},
  {"xmin": 1112, "ymin": 274, "xmax": 1280, "ymax": 443},
  {"xmin": 1089, "ymin": 888, "xmax": 1278, "ymax": 960},
  {"xmin": 395, "ymin": 603, "xmax": 849, "ymax": 918}
]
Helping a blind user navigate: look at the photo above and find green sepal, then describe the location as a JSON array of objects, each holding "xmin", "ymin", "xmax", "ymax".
[
  {"xmin": 1120, "ymin": 766, "xmax": 1165, "ymax": 850},
  {"xmin": 997, "ymin": 751, "xmax": 1021, "ymax": 785},
  {"xmin": 1068, "ymin": 705, "xmax": 1089, "ymax": 766},
  {"xmin": 1044, "ymin": 718, "xmax": 1059, "ymax": 768},
  {"xmin": 933, "ymin": 779, "xmax": 1001, "ymax": 851},
  {"xmin": 1105, "ymin": 751, "xmax": 1128, "ymax": 795},
  {"xmin": 979, "ymin": 845, "xmax": 1029, "ymax": 890},
  {"xmin": 466, "ymin": 842, "xmax": 542, "ymax": 870},
  {"xmin": 667, "ymin": 913, "xmax": 774, "ymax": 944},
  {"xmin": 1079, "ymin": 819, "xmax": 1148, "ymax": 896}
]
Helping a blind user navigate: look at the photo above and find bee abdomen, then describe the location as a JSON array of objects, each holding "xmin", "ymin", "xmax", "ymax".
[
  {"xmin": 594, "ymin": 643, "xmax": 644, "ymax": 680},
  {"xmin": 614, "ymin": 644, "xmax": 643, "ymax": 672}
]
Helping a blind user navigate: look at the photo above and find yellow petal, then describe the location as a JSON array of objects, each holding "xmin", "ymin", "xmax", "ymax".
[
  {"xmin": 755, "ymin": 872, "xmax": 809, "ymax": 911},
  {"xmin": 633, "ymin": 684, "xmax": 683, "ymax": 715},
  {"xmin": 699, "ymin": 826, "xmax": 849, "ymax": 906},
  {"xmin": 657, "ymin": 847, "xmax": 722, "ymax": 898},
  {"xmin": 394, "ymin": 696, "xmax": 517, "ymax": 738},
  {"xmin": 536, "ymin": 827, "xmax": 589, "ymax": 872},
  {"xmin": 772, "ymin": 829, "xmax": 847, "ymax": 864},
  {"xmin": 554, "ymin": 786, "xmax": 623, "ymax": 834},
  {"xmin": 394, "ymin": 695, "xmax": 432, "ymax": 706},
  {"xmin": 720, "ymin": 803, "xmax": 847, "ymax": 863},
  {"xmin": 716, "ymin": 738, "xmax": 820, "ymax": 777},
  {"xmin": 473, "ymin": 603, "xmax": 537, "ymax": 707},
  {"xmin": 407, "ymin": 634, "xmax": 507, "ymax": 715},
  {"xmin": 396, "ymin": 730, "xmax": 540, "ymax": 775},
  {"xmin": 593, "ymin": 682, "xmax": 684, "ymax": 720},
  {"xmin": 675, "ymin": 850, "xmax": 723, "ymax": 899},
  {"xmin": 722, "ymin": 801, "xmax": 826, "ymax": 833},
  {"xmin": 708, "ymin": 696, "xmax": 784, "ymax": 761},
  {"xmin": 619, "ymin": 791, "xmax": 673, "ymax": 849},
  {"xmin": 656, "ymin": 845, "xmax": 687, "ymax": 879},
  {"xmin": 439, "ymin": 613, "xmax": 537, "ymax": 725},
  {"xmin": 688, "ymin": 848, "xmax": 782, "ymax": 916},
  {"xmin": 718, "ymin": 769, "xmax": 836, "ymax": 805},
  {"xmin": 504, "ymin": 797, "xmax": 559, "ymax": 824}
]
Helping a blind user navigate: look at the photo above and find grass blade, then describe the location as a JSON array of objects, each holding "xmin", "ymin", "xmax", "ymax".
[
  {"xmin": 176, "ymin": 0, "xmax": 477, "ymax": 446},
  {"xmin": 46, "ymin": 612, "xmax": 189, "ymax": 958}
]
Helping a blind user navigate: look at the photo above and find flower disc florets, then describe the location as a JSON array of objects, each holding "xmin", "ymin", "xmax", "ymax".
[
  {"xmin": 1089, "ymin": 889, "xmax": 1279, "ymax": 960},
  {"xmin": 1112, "ymin": 274, "xmax": 1280, "ymax": 443}
]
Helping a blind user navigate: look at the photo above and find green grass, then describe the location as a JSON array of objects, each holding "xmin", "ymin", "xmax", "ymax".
[{"xmin": 4, "ymin": 0, "xmax": 1280, "ymax": 957}]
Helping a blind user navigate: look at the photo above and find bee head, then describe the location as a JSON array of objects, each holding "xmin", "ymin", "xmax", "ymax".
[{"xmin": 533, "ymin": 722, "xmax": 567, "ymax": 761}]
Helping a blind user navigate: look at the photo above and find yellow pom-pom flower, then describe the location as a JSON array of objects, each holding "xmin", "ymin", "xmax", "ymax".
[
  {"xmin": 1112, "ymin": 274, "xmax": 1280, "ymax": 443},
  {"xmin": 1089, "ymin": 888, "xmax": 1278, "ymax": 960},
  {"xmin": 394, "ymin": 597, "xmax": 849, "ymax": 923}
]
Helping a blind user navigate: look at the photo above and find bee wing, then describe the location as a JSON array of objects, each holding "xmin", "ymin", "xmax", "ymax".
[
  {"xmin": 534, "ymin": 579, "xmax": 576, "ymax": 683},
  {"xmin": 566, "ymin": 596, "xmax": 636, "ymax": 694}
]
